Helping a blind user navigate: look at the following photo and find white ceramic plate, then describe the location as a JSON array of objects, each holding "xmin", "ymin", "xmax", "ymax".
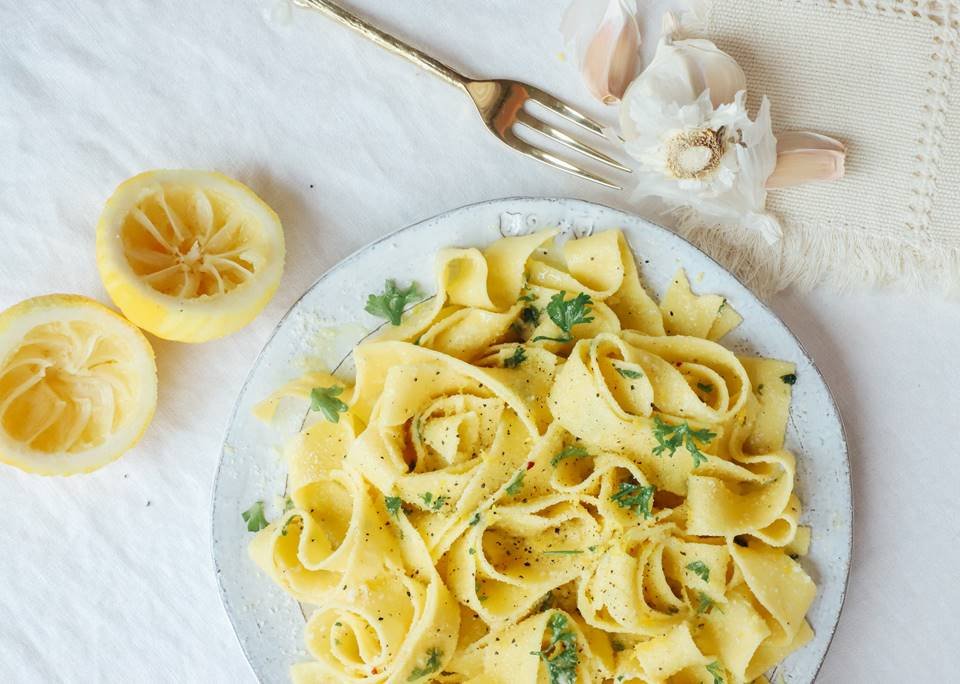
[{"xmin": 212, "ymin": 197, "xmax": 852, "ymax": 684}]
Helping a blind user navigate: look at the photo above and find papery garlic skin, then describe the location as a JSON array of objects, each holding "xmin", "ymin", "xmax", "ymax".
[
  {"xmin": 561, "ymin": 0, "xmax": 640, "ymax": 104},
  {"xmin": 621, "ymin": 85, "xmax": 781, "ymax": 243},
  {"xmin": 766, "ymin": 131, "xmax": 846, "ymax": 188}
]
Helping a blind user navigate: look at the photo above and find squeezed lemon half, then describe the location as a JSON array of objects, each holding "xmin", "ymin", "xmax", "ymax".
[
  {"xmin": 96, "ymin": 170, "xmax": 285, "ymax": 343},
  {"xmin": 0, "ymin": 295, "xmax": 157, "ymax": 475}
]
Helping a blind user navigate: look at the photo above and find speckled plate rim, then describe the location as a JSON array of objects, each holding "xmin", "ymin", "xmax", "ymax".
[{"xmin": 211, "ymin": 196, "xmax": 852, "ymax": 684}]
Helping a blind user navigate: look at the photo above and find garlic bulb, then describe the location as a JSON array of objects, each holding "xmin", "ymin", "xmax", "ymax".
[
  {"xmin": 620, "ymin": 34, "xmax": 781, "ymax": 243},
  {"xmin": 766, "ymin": 131, "xmax": 846, "ymax": 188},
  {"xmin": 561, "ymin": 0, "xmax": 640, "ymax": 104}
]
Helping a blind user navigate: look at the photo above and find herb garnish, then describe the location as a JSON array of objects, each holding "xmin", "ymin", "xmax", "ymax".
[
  {"xmin": 521, "ymin": 305, "xmax": 541, "ymax": 325},
  {"xmin": 280, "ymin": 515, "xmax": 298, "ymax": 537},
  {"xmin": 468, "ymin": 511, "xmax": 481, "ymax": 526},
  {"xmin": 504, "ymin": 346, "xmax": 527, "ymax": 368},
  {"xmin": 241, "ymin": 500, "xmax": 269, "ymax": 532},
  {"xmin": 781, "ymin": 373, "xmax": 797, "ymax": 385},
  {"xmin": 696, "ymin": 382, "xmax": 714, "ymax": 393},
  {"xmin": 283, "ymin": 496, "xmax": 294, "ymax": 511},
  {"xmin": 530, "ymin": 613, "xmax": 579, "ymax": 684},
  {"xmin": 420, "ymin": 492, "xmax": 447, "ymax": 511},
  {"xmin": 365, "ymin": 279, "xmax": 422, "ymax": 326},
  {"xmin": 310, "ymin": 385, "xmax": 348, "ymax": 423},
  {"xmin": 407, "ymin": 647, "xmax": 442, "ymax": 681},
  {"xmin": 652, "ymin": 416, "xmax": 715, "ymax": 468},
  {"xmin": 505, "ymin": 471, "xmax": 525, "ymax": 496},
  {"xmin": 696, "ymin": 591, "xmax": 715, "ymax": 614},
  {"xmin": 706, "ymin": 661, "xmax": 725, "ymax": 684},
  {"xmin": 615, "ymin": 366, "xmax": 643, "ymax": 379},
  {"xmin": 686, "ymin": 560, "xmax": 710, "ymax": 582},
  {"xmin": 610, "ymin": 481, "xmax": 656, "ymax": 519},
  {"xmin": 385, "ymin": 496, "xmax": 403, "ymax": 518},
  {"xmin": 543, "ymin": 549, "xmax": 583, "ymax": 555},
  {"xmin": 550, "ymin": 445, "xmax": 589, "ymax": 467},
  {"xmin": 533, "ymin": 291, "xmax": 594, "ymax": 343}
]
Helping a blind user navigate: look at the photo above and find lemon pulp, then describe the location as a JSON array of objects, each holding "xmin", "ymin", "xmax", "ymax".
[
  {"xmin": 97, "ymin": 170, "xmax": 284, "ymax": 342},
  {"xmin": 0, "ymin": 295, "xmax": 157, "ymax": 475}
]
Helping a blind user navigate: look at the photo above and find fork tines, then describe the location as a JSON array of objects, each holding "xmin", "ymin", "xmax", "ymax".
[{"xmin": 513, "ymin": 86, "xmax": 631, "ymax": 189}]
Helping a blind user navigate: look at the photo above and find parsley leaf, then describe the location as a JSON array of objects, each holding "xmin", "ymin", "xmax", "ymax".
[
  {"xmin": 280, "ymin": 515, "xmax": 298, "ymax": 537},
  {"xmin": 385, "ymin": 496, "xmax": 403, "ymax": 518},
  {"xmin": 504, "ymin": 346, "xmax": 527, "ymax": 368},
  {"xmin": 609, "ymin": 481, "xmax": 656, "ymax": 519},
  {"xmin": 419, "ymin": 492, "xmax": 447, "ymax": 511},
  {"xmin": 550, "ymin": 445, "xmax": 589, "ymax": 467},
  {"xmin": 468, "ymin": 511, "xmax": 481, "ymax": 526},
  {"xmin": 781, "ymin": 373, "xmax": 797, "ymax": 385},
  {"xmin": 310, "ymin": 385, "xmax": 348, "ymax": 423},
  {"xmin": 283, "ymin": 496, "xmax": 294, "ymax": 512},
  {"xmin": 407, "ymin": 647, "xmax": 442, "ymax": 681},
  {"xmin": 518, "ymin": 292, "xmax": 537, "ymax": 303},
  {"xmin": 365, "ymin": 280, "xmax": 422, "ymax": 326},
  {"xmin": 530, "ymin": 613, "xmax": 579, "ymax": 684},
  {"xmin": 706, "ymin": 661, "xmax": 725, "ymax": 684},
  {"xmin": 686, "ymin": 560, "xmax": 710, "ymax": 582},
  {"xmin": 696, "ymin": 382, "xmax": 714, "ymax": 393},
  {"xmin": 651, "ymin": 416, "xmax": 715, "ymax": 468},
  {"xmin": 241, "ymin": 500, "xmax": 269, "ymax": 532},
  {"xmin": 615, "ymin": 366, "xmax": 643, "ymax": 379},
  {"xmin": 520, "ymin": 305, "xmax": 541, "ymax": 325},
  {"xmin": 697, "ymin": 591, "xmax": 715, "ymax": 614},
  {"xmin": 533, "ymin": 291, "xmax": 594, "ymax": 343},
  {"xmin": 505, "ymin": 471, "xmax": 525, "ymax": 496}
]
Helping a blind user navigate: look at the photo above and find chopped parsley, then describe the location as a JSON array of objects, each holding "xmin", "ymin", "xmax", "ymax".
[
  {"xmin": 385, "ymin": 496, "xmax": 403, "ymax": 518},
  {"xmin": 518, "ymin": 292, "xmax": 537, "ymax": 303},
  {"xmin": 697, "ymin": 591, "xmax": 715, "ymax": 614},
  {"xmin": 550, "ymin": 445, "xmax": 590, "ymax": 467},
  {"xmin": 615, "ymin": 366, "xmax": 643, "ymax": 379},
  {"xmin": 505, "ymin": 471, "xmax": 525, "ymax": 496},
  {"xmin": 706, "ymin": 661, "xmax": 725, "ymax": 684},
  {"xmin": 520, "ymin": 305, "xmax": 541, "ymax": 325},
  {"xmin": 652, "ymin": 416, "xmax": 715, "ymax": 468},
  {"xmin": 419, "ymin": 492, "xmax": 447, "ymax": 511},
  {"xmin": 407, "ymin": 647, "xmax": 442, "ymax": 681},
  {"xmin": 543, "ymin": 549, "xmax": 583, "ymax": 555},
  {"xmin": 537, "ymin": 591, "xmax": 555, "ymax": 612},
  {"xmin": 309, "ymin": 385, "xmax": 348, "ymax": 423},
  {"xmin": 781, "ymin": 373, "xmax": 797, "ymax": 385},
  {"xmin": 504, "ymin": 345, "xmax": 527, "ymax": 368},
  {"xmin": 609, "ymin": 481, "xmax": 655, "ymax": 519},
  {"xmin": 280, "ymin": 515, "xmax": 298, "ymax": 537},
  {"xmin": 696, "ymin": 382, "xmax": 714, "ymax": 393},
  {"xmin": 283, "ymin": 496, "xmax": 294, "ymax": 511},
  {"xmin": 533, "ymin": 291, "xmax": 594, "ymax": 343},
  {"xmin": 365, "ymin": 279, "xmax": 422, "ymax": 326},
  {"xmin": 241, "ymin": 500, "xmax": 269, "ymax": 532},
  {"xmin": 468, "ymin": 511, "xmax": 482, "ymax": 526},
  {"xmin": 686, "ymin": 560, "xmax": 710, "ymax": 582},
  {"xmin": 530, "ymin": 613, "xmax": 579, "ymax": 684}
]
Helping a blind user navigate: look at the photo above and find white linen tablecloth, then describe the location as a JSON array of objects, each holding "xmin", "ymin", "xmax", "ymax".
[{"xmin": 1, "ymin": 1, "xmax": 957, "ymax": 682}]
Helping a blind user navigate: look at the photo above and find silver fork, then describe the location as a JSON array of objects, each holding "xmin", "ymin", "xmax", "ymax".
[{"xmin": 293, "ymin": 0, "xmax": 630, "ymax": 189}]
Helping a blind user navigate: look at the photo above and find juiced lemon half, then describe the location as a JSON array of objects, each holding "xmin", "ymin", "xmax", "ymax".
[
  {"xmin": 96, "ymin": 170, "xmax": 284, "ymax": 343},
  {"xmin": 0, "ymin": 295, "xmax": 157, "ymax": 475}
]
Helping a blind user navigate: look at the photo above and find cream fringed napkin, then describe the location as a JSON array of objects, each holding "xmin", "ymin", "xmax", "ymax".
[{"xmin": 669, "ymin": 0, "xmax": 960, "ymax": 295}]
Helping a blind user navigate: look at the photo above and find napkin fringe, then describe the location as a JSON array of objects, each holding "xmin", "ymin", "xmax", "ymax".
[{"xmin": 670, "ymin": 209, "xmax": 960, "ymax": 297}]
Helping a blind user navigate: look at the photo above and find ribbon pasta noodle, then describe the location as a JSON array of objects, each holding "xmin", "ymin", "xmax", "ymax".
[{"xmin": 250, "ymin": 229, "xmax": 816, "ymax": 684}]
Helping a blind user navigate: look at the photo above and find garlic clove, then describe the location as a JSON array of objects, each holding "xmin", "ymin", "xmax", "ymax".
[
  {"xmin": 562, "ymin": 0, "xmax": 640, "ymax": 105},
  {"xmin": 766, "ymin": 131, "xmax": 846, "ymax": 188}
]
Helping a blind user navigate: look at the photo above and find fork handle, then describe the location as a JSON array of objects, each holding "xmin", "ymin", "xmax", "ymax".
[{"xmin": 294, "ymin": 0, "xmax": 469, "ymax": 91}]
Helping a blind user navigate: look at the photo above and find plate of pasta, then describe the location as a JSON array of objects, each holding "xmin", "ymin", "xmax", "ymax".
[{"xmin": 212, "ymin": 197, "xmax": 851, "ymax": 684}]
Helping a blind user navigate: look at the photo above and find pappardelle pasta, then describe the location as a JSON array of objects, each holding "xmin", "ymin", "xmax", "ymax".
[{"xmin": 249, "ymin": 228, "xmax": 815, "ymax": 684}]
